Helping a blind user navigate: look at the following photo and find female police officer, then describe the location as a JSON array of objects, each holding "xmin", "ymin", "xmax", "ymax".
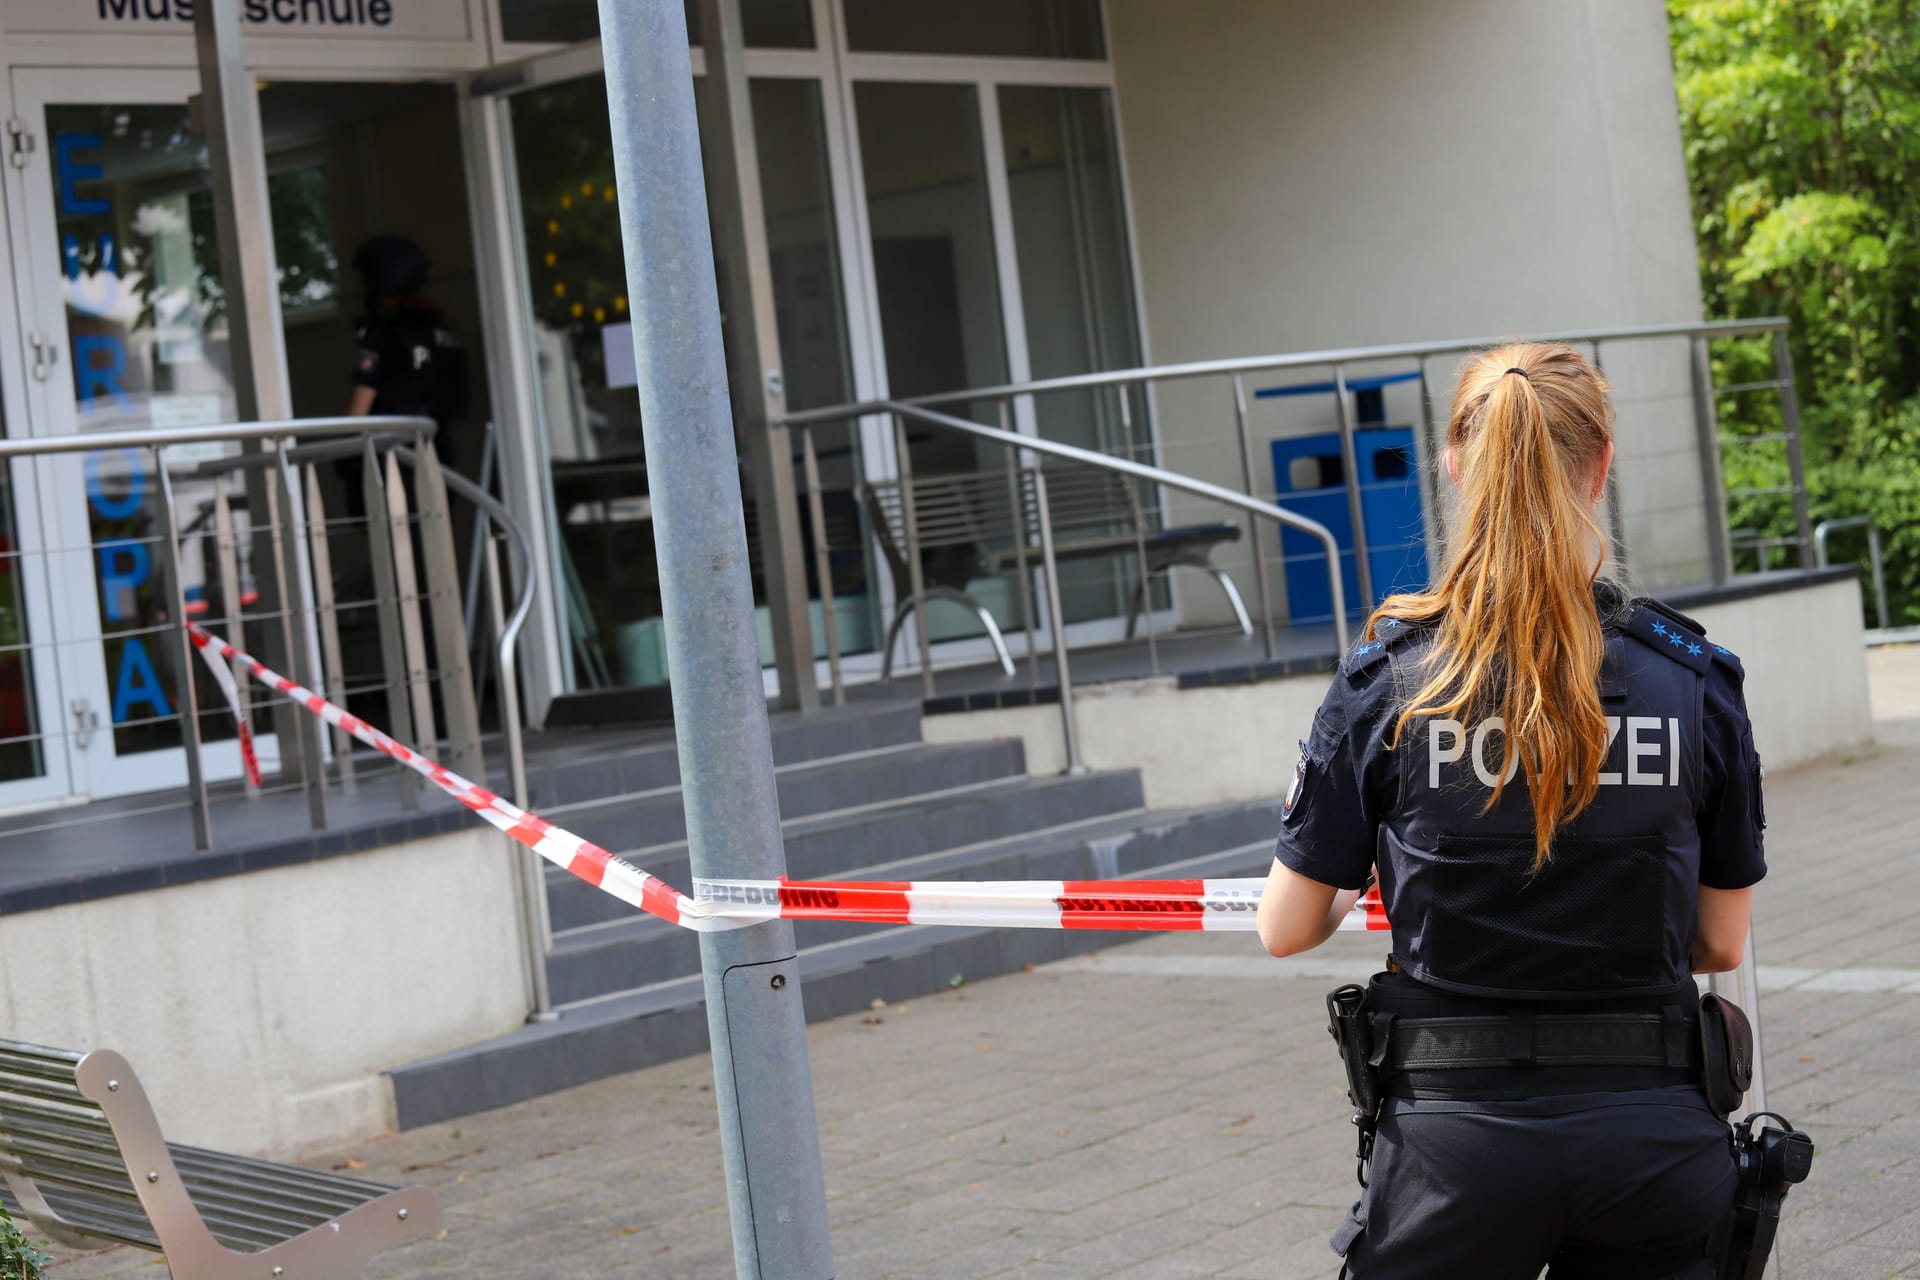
[{"xmin": 1257, "ymin": 342, "xmax": 1765, "ymax": 1277}]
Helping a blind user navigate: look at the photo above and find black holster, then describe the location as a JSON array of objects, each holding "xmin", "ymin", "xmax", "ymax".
[
  {"xmin": 1717, "ymin": 1112, "xmax": 1814, "ymax": 1278},
  {"xmin": 1698, "ymin": 993, "xmax": 1754, "ymax": 1116},
  {"xmin": 1326, "ymin": 983, "xmax": 1384, "ymax": 1186}
]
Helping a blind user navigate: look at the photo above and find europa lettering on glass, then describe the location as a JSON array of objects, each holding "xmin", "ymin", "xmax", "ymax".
[
  {"xmin": 85, "ymin": 455, "xmax": 170, "ymax": 725},
  {"xmin": 54, "ymin": 133, "xmax": 130, "ymax": 413}
]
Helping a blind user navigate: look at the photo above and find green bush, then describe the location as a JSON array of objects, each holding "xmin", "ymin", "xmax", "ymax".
[
  {"xmin": 0, "ymin": 1202, "xmax": 48, "ymax": 1280},
  {"xmin": 1670, "ymin": 0, "xmax": 1920, "ymax": 624}
]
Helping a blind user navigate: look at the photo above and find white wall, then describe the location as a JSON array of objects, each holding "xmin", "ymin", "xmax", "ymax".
[
  {"xmin": 1106, "ymin": 0, "xmax": 1713, "ymax": 616},
  {"xmin": 0, "ymin": 828, "xmax": 530, "ymax": 1159},
  {"xmin": 1688, "ymin": 577, "xmax": 1873, "ymax": 768}
]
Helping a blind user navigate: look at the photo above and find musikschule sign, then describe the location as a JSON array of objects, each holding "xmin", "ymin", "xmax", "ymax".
[{"xmin": 4, "ymin": 0, "xmax": 471, "ymax": 39}]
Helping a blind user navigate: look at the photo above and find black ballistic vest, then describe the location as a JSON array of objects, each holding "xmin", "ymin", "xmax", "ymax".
[{"xmin": 1367, "ymin": 604, "xmax": 1716, "ymax": 1000}]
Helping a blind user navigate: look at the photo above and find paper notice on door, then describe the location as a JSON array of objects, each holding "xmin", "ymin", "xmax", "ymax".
[
  {"xmin": 602, "ymin": 322, "xmax": 637, "ymax": 390},
  {"xmin": 148, "ymin": 395, "xmax": 233, "ymax": 465}
]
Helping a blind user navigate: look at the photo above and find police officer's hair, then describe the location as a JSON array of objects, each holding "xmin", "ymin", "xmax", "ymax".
[{"xmin": 1372, "ymin": 342, "xmax": 1615, "ymax": 864}]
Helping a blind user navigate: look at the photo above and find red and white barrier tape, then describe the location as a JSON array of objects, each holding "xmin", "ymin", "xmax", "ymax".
[
  {"xmin": 186, "ymin": 624, "xmax": 1391, "ymax": 936},
  {"xmin": 188, "ymin": 631, "xmax": 263, "ymax": 789}
]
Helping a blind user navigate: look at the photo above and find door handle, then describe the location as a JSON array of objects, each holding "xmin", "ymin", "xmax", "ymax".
[
  {"xmin": 28, "ymin": 331, "xmax": 58, "ymax": 382},
  {"xmin": 71, "ymin": 698, "xmax": 99, "ymax": 750}
]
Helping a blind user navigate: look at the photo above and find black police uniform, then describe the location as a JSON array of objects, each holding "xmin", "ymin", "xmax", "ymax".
[
  {"xmin": 352, "ymin": 303, "xmax": 469, "ymax": 466},
  {"xmin": 1275, "ymin": 586, "xmax": 1766, "ymax": 1279}
]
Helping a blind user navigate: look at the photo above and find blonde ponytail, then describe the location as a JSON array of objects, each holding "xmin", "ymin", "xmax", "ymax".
[{"xmin": 1374, "ymin": 343, "xmax": 1615, "ymax": 863}]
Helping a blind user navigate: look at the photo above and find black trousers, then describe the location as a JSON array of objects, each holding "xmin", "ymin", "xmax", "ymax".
[{"xmin": 1335, "ymin": 1084, "xmax": 1735, "ymax": 1278}]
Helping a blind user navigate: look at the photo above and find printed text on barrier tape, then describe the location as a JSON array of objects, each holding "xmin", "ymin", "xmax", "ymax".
[{"xmin": 187, "ymin": 624, "xmax": 1391, "ymax": 936}]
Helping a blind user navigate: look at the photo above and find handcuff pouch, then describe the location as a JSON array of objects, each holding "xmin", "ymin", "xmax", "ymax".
[{"xmin": 1699, "ymin": 992, "xmax": 1754, "ymax": 1116}]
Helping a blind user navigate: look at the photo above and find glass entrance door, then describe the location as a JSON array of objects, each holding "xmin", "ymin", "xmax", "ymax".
[
  {"xmin": 849, "ymin": 72, "xmax": 1152, "ymax": 648},
  {"xmin": 495, "ymin": 58, "xmax": 863, "ymax": 698},
  {"xmin": 7, "ymin": 69, "xmax": 269, "ymax": 799},
  {"xmin": 0, "ymin": 219, "xmax": 74, "ymax": 811}
]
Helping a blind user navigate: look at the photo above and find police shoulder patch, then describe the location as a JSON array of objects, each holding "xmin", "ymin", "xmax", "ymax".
[
  {"xmin": 1343, "ymin": 614, "xmax": 1428, "ymax": 678},
  {"xmin": 1624, "ymin": 599, "xmax": 1712, "ymax": 674}
]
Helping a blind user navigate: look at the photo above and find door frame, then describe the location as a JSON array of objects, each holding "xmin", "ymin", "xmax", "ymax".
[
  {"xmin": 827, "ymin": 21, "xmax": 1172, "ymax": 662},
  {"xmin": 0, "ymin": 146, "xmax": 81, "ymax": 812},
  {"xmin": 6, "ymin": 66, "xmax": 271, "ymax": 800},
  {"xmin": 465, "ymin": 2, "xmax": 1167, "ymax": 709}
]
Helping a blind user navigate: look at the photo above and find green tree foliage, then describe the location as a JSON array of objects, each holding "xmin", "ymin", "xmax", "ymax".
[
  {"xmin": 1670, "ymin": 0, "xmax": 1920, "ymax": 623},
  {"xmin": 0, "ymin": 1202, "xmax": 48, "ymax": 1280}
]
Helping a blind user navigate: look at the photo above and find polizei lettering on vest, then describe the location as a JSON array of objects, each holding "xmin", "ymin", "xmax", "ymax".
[{"xmin": 1428, "ymin": 715, "xmax": 1681, "ymax": 789}]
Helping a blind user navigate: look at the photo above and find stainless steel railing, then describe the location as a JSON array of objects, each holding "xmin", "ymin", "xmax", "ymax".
[
  {"xmin": 787, "ymin": 401, "xmax": 1347, "ymax": 773},
  {"xmin": 779, "ymin": 316, "xmax": 1812, "ymax": 769},
  {"xmin": 0, "ymin": 414, "xmax": 550, "ymax": 1017},
  {"xmin": 1813, "ymin": 516, "xmax": 1891, "ymax": 632}
]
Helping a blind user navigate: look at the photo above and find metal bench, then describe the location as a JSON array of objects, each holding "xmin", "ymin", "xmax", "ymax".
[
  {"xmin": 861, "ymin": 463, "xmax": 1248, "ymax": 679},
  {"xmin": 0, "ymin": 1038, "xmax": 441, "ymax": 1278}
]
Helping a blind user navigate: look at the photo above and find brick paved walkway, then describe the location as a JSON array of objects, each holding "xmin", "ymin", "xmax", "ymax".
[{"xmin": 45, "ymin": 648, "xmax": 1920, "ymax": 1279}]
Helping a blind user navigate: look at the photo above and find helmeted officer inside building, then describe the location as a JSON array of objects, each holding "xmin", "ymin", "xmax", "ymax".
[
  {"xmin": 344, "ymin": 233, "xmax": 470, "ymax": 471},
  {"xmin": 1256, "ymin": 342, "xmax": 1810, "ymax": 1278}
]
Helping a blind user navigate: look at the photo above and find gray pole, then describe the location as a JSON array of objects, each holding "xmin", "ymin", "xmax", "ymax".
[{"xmin": 595, "ymin": 3, "xmax": 835, "ymax": 1276}]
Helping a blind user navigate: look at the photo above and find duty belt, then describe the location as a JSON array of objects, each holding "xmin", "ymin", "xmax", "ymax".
[{"xmin": 1388, "ymin": 1008, "xmax": 1701, "ymax": 1072}]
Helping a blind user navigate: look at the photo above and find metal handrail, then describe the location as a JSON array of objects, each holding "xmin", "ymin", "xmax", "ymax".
[
  {"xmin": 883, "ymin": 402, "xmax": 1349, "ymax": 632},
  {"xmin": 1813, "ymin": 516, "xmax": 1891, "ymax": 631},
  {"xmin": 167, "ymin": 420, "xmax": 549, "ymax": 1020},
  {"xmin": 819, "ymin": 402, "xmax": 1349, "ymax": 772},
  {"xmin": 0, "ymin": 415, "xmax": 430, "ymax": 458},
  {"xmin": 781, "ymin": 316, "xmax": 1806, "ymax": 774},
  {"xmin": 155, "ymin": 419, "xmax": 537, "ymax": 786},
  {"xmin": 781, "ymin": 318, "xmax": 1793, "ymax": 425},
  {"xmin": 72, "ymin": 414, "xmax": 551, "ymax": 1019}
]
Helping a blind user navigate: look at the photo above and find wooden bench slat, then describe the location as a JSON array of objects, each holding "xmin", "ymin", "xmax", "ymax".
[
  {"xmin": 3, "ymin": 1184, "xmax": 159, "ymax": 1252},
  {"xmin": 184, "ymin": 1191, "xmax": 346, "ymax": 1249},
  {"xmin": 178, "ymin": 1162, "xmax": 383, "ymax": 1222},
  {"xmin": 0, "ymin": 1040, "xmax": 84, "ymax": 1065},
  {"xmin": 0, "ymin": 1042, "xmax": 442, "ymax": 1275},
  {"xmin": 0, "ymin": 1076, "xmax": 95, "ymax": 1109},
  {"xmin": 0, "ymin": 1154, "xmax": 145, "ymax": 1213},
  {"xmin": 170, "ymin": 1142, "xmax": 400, "ymax": 1200},
  {"xmin": 860, "ymin": 460, "xmax": 1255, "ymax": 660},
  {"xmin": 0, "ymin": 1057, "xmax": 87, "ymax": 1089},
  {"xmin": 1, "ymin": 1135, "xmax": 136, "ymax": 1189},
  {"xmin": 0, "ymin": 1099, "xmax": 118, "ymax": 1144}
]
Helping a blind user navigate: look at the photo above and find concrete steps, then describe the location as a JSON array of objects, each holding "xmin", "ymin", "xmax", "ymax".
[
  {"xmin": 544, "ymin": 772, "xmax": 1150, "ymax": 1004},
  {"xmin": 388, "ymin": 809, "xmax": 1280, "ymax": 1129},
  {"xmin": 385, "ymin": 698, "xmax": 1285, "ymax": 1129}
]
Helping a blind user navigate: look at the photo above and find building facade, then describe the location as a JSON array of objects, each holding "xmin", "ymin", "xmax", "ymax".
[{"xmin": 0, "ymin": 0, "xmax": 1709, "ymax": 813}]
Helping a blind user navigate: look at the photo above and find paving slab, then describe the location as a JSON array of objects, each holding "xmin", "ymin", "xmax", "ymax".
[{"xmin": 41, "ymin": 646, "xmax": 1920, "ymax": 1279}]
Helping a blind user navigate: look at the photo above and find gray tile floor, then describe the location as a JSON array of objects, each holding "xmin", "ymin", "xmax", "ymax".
[{"xmin": 41, "ymin": 647, "xmax": 1920, "ymax": 1279}]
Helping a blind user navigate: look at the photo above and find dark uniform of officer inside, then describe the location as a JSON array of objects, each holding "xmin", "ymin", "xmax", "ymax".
[
  {"xmin": 1257, "ymin": 343, "xmax": 1811, "ymax": 1278},
  {"xmin": 344, "ymin": 234, "xmax": 469, "ymax": 471}
]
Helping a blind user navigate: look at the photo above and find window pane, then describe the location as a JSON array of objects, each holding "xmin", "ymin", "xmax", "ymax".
[
  {"xmin": 508, "ymin": 72, "xmax": 859, "ymax": 688},
  {"xmin": 999, "ymin": 85, "xmax": 1154, "ymax": 627},
  {"xmin": 267, "ymin": 164, "xmax": 338, "ymax": 314},
  {"xmin": 844, "ymin": 0, "xmax": 1103, "ymax": 59},
  {"xmin": 998, "ymin": 85, "xmax": 1142, "ymax": 450},
  {"xmin": 684, "ymin": 0, "xmax": 814, "ymax": 47},
  {"xmin": 0, "ymin": 464, "xmax": 45, "ymax": 784},
  {"xmin": 854, "ymin": 80, "xmax": 1008, "ymax": 479},
  {"xmin": 499, "ymin": 0, "xmax": 814, "ymax": 48},
  {"xmin": 45, "ymin": 104, "xmax": 260, "ymax": 759}
]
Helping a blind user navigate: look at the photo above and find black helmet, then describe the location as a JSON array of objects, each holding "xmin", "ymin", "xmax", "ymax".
[{"xmin": 352, "ymin": 235, "xmax": 430, "ymax": 296}]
